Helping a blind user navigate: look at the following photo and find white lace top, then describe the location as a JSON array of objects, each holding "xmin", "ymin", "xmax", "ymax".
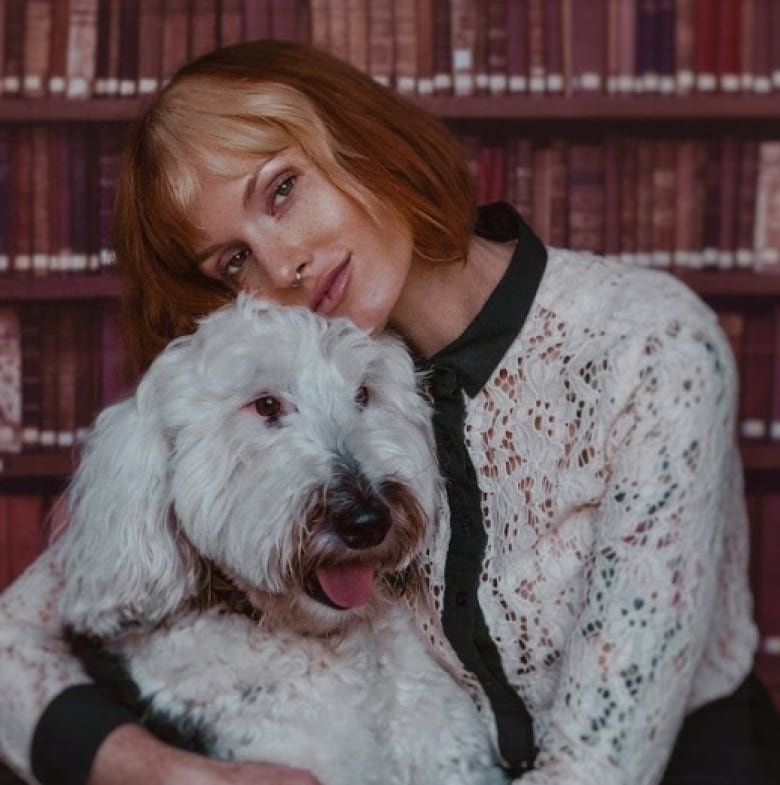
[{"xmin": 0, "ymin": 247, "xmax": 758, "ymax": 785}]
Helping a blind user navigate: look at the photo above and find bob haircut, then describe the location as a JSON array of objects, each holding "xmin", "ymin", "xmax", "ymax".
[{"xmin": 113, "ymin": 40, "xmax": 477, "ymax": 372}]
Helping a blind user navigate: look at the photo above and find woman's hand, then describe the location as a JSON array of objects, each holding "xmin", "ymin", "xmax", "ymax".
[{"xmin": 87, "ymin": 724, "xmax": 322, "ymax": 785}]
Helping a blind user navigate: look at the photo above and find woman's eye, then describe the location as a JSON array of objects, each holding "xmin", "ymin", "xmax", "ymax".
[
  {"xmin": 355, "ymin": 385, "xmax": 369, "ymax": 408},
  {"xmin": 254, "ymin": 395, "xmax": 281, "ymax": 418},
  {"xmin": 224, "ymin": 247, "xmax": 251, "ymax": 277},
  {"xmin": 272, "ymin": 175, "xmax": 296, "ymax": 206}
]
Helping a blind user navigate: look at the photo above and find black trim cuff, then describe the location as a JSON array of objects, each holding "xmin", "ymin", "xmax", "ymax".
[{"xmin": 31, "ymin": 685, "xmax": 140, "ymax": 785}]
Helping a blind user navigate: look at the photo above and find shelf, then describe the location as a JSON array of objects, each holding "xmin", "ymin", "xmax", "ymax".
[
  {"xmin": 0, "ymin": 274, "xmax": 120, "ymax": 300},
  {"xmin": 675, "ymin": 271, "xmax": 780, "ymax": 297},
  {"xmin": 3, "ymin": 94, "xmax": 780, "ymax": 124}
]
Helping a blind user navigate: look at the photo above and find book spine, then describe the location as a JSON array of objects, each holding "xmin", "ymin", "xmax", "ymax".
[
  {"xmin": 694, "ymin": 0, "xmax": 718, "ymax": 92},
  {"xmin": 717, "ymin": 0, "xmax": 741, "ymax": 92},
  {"xmin": 47, "ymin": 0, "xmax": 70, "ymax": 94},
  {"xmin": 19, "ymin": 303, "xmax": 43, "ymax": 450},
  {"xmin": 756, "ymin": 495, "xmax": 780, "ymax": 656},
  {"xmin": 771, "ymin": 305, "xmax": 780, "ymax": 443},
  {"xmin": 219, "ymin": 0, "xmax": 245, "ymax": 46},
  {"xmin": 30, "ymin": 127, "xmax": 50, "ymax": 276},
  {"xmin": 55, "ymin": 306, "xmax": 78, "ymax": 448},
  {"xmin": 735, "ymin": 138, "xmax": 759, "ymax": 269},
  {"xmin": 160, "ymin": 0, "xmax": 191, "ymax": 87},
  {"xmin": 394, "ymin": 0, "xmax": 418, "ymax": 94},
  {"xmin": 38, "ymin": 306, "xmax": 59, "ymax": 449},
  {"xmin": 568, "ymin": 142, "xmax": 605, "ymax": 253},
  {"xmin": 137, "ymin": 0, "xmax": 163, "ymax": 94},
  {"xmin": 0, "ymin": 128, "xmax": 9, "ymax": 274},
  {"xmin": 569, "ymin": 0, "xmax": 606, "ymax": 93},
  {"xmin": 450, "ymin": 0, "xmax": 477, "ymax": 96},
  {"xmin": 431, "ymin": 0, "xmax": 452, "ymax": 93},
  {"xmin": 619, "ymin": 135, "xmax": 639, "ymax": 265},
  {"xmin": 326, "ymin": 0, "xmax": 349, "ymax": 64},
  {"xmin": 739, "ymin": 309, "xmax": 774, "ymax": 441},
  {"xmin": 675, "ymin": 0, "xmax": 695, "ymax": 93},
  {"xmin": 716, "ymin": 135, "xmax": 739, "ymax": 269},
  {"xmin": 243, "ymin": 0, "xmax": 272, "ymax": 41},
  {"xmin": 65, "ymin": 0, "xmax": 99, "ymax": 99},
  {"xmin": 118, "ymin": 0, "xmax": 140, "ymax": 95},
  {"xmin": 11, "ymin": 131, "xmax": 32, "ymax": 276},
  {"xmin": 650, "ymin": 139, "xmax": 676, "ymax": 268},
  {"xmin": 190, "ymin": 0, "xmax": 219, "ymax": 59},
  {"xmin": 509, "ymin": 137, "xmax": 533, "ymax": 223},
  {"xmin": 416, "ymin": 0, "xmax": 435, "ymax": 94},
  {"xmin": 485, "ymin": 0, "xmax": 508, "ymax": 95},
  {"xmin": 526, "ymin": 0, "xmax": 545, "ymax": 93},
  {"xmin": 547, "ymin": 139, "xmax": 568, "ymax": 248},
  {"xmin": 753, "ymin": 141, "xmax": 780, "ymax": 272},
  {"xmin": 367, "ymin": 0, "xmax": 393, "ymax": 87},
  {"xmin": 6, "ymin": 495, "xmax": 46, "ymax": 584},
  {"xmin": 752, "ymin": 0, "xmax": 772, "ymax": 93},
  {"xmin": 100, "ymin": 302, "xmax": 129, "ymax": 407},
  {"xmin": 0, "ymin": 497, "xmax": 8, "ymax": 590},
  {"xmin": 603, "ymin": 134, "xmax": 621, "ymax": 259},
  {"xmin": 635, "ymin": 0, "xmax": 658, "ymax": 93},
  {"xmin": 545, "ymin": 0, "xmax": 564, "ymax": 94},
  {"xmin": 270, "ymin": 0, "xmax": 306, "ymax": 43},
  {"xmin": 22, "ymin": 0, "xmax": 53, "ymax": 97},
  {"xmin": 506, "ymin": 0, "xmax": 528, "ymax": 93},
  {"xmin": 700, "ymin": 138, "xmax": 723, "ymax": 268},
  {"xmin": 2, "ymin": 0, "xmax": 25, "ymax": 95},
  {"xmin": 634, "ymin": 138, "xmax": 655, "ymax": 265},
  {"xmin": 655, "ymin": 0, "xmax": 675, "ymax": 93},
  {"xmin": 0, "ymin": 306, "xmax": 22, "ymax": 453},
  {"xmin": 346, "ymin": 0, "xmax": 369, "ymax": 75}
]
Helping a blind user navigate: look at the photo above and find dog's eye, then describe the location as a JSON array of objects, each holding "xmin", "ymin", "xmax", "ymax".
[
  {"xmin": 254, "ymin": 395, "xmax": 281, "ymax": 418},
  {"xmin": 355, "ymin": 385, "xmax": 369, "ymax": 407}
]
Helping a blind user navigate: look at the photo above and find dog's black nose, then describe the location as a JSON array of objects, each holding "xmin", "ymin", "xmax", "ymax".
[{"xmin": 329, "ymin": 471, "xmax": 392, "ymax": 550}]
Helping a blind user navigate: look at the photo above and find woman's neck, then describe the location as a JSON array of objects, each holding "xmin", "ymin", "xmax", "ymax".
[{"xmin": 389, "ymin": 235, "xmax": 515, "ymax": 358}]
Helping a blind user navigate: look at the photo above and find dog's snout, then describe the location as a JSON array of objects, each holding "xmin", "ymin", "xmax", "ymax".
[{"xmin": 328, "ymin": 472, "xmax": 392, "ymax": 550}]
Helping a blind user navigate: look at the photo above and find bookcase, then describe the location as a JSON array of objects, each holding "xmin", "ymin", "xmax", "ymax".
[{"xmin": 0, "ymin": 0, "xmax": 779, "ymax": 709}]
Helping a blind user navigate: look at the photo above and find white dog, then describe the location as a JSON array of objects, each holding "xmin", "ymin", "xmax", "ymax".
[{"xmin": 59, "ymin": 295, "xmax": 507, "ymax": 785}]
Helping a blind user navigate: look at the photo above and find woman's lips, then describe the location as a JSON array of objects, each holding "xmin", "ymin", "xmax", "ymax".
[{"xmin": 312, "ymin": 258, "xmax": 351, "ymax": 315}]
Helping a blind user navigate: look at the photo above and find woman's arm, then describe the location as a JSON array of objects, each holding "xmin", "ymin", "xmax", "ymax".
[{"xmin": 518, "ymin": 303, "xmax": 755, "ymax": 785}]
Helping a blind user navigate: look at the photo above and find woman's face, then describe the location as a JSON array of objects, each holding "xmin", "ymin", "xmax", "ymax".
[{"xmin": 192, "ymin": 146, "xmax": 414, "ymax": 333}]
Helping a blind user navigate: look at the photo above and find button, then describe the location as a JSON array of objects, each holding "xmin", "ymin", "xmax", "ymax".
[{"xmin": 455, "ymin": 591, "xmax": 468, "ymax": 606}]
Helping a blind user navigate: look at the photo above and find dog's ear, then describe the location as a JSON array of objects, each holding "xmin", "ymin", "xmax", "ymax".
[{"xmin": 59, "ymin": 385, "xmax": 200, "ymax": 639}]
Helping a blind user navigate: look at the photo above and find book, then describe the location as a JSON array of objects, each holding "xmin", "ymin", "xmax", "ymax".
[
  {"xmin": 568, "ymin": 143, "xmax": 605, "ymax": 253},
  {"xmin": 367, "ymin": 0, "xmax": 393, "ymax": 87},
  {"xmin": 94, "ymin": 0, "xmax": 120, "ymax": 96},
  {"xmin": 5, "ymin": 494, "xmax": 47, "ymax": 585},
  {"xmin": 65, "ymin": 0, "xmax": 99, "ymax": 98},
  {"xmin": 243, "ymin": 0, "xmax": 272, "ymax": 41},
  {"xmin": 603, "ymin": 134, "xmax": 621, "ymax": 259},
  {"xmin": 161, "ymin": 0, "xmax": 190, "ymax": 86},
  {"xmin": 694, "ymin": 0, "xmax": 718, "ymax": 92},
  {"xmin": 346, "ymin": 0, "xmax": 369, "ymax": 75},
  {"xmin": 619, "ymin": 135, "xmax": 639, "ymax": 265},
  {"xmin": 635, "ymin": 0, "xmax": 658, "ymax": 93},
  {"xmin": 547, "ymin": 139, "xmax": 568, "ymax": 248},
  {"xmin": 0, "ymin": 498, "xmax": 8, "ymax": 590},
  {"xmin": 735, "ymin": 138, "xmax": 759, "ymax": 269},
  {"xmin": 190, "ymin": 0, "xmax": 219, "ymax": 59},
  {"xmin": 673, "ymin": 139, "xmax": 706, "ymax": 270},
  {"xmin": 327, "ymin": 0, "xmax": 350, "ymax": 65},
  {"xmin": 137, "ymin": 0, "xmax": 163, "ymax": 93},
  {"xmin": 716, "ymin": 135, "xmax": 739, "ymax": 269},
  {"xmin": 416, "ymin": 0, "xmax": 435, "ymax": 94},
  {"xmin": 2, "ymin": 0, "xmax": 24, "ymax": 95},
  {"xmin": 53, "ymin": 129, "xmax": 73, "ymax": 271},
  {"xmin": 771, "ymin": 305, "xmax": 780, "ymax": 443},
  {"xmin": 219, "ymin": 0, "xmax": 244, "ymax": 46},
  {"xmin": 526, "ymin": 0, "xmax": 545, "ymax": 93},
  {"xmin": 771, "ymin": 0, "xmax": 780, "ymax": 91},
  {"xmin": 717, "ymin": 0, "xmax": 741, "ymax": 92},
  {"xmin": 634, "ymin": 138, "xmax": 655, "ymax": 265},
  {"xmin": 118, "ymin": 0, "xmax": 140, "ymax": 95},
  {"xmin": 270, "ymin": 0, "xmax": 307, "ymax": 42},
  {"xmin": 30, "ymin": 127, "xmax": 51, "ymax": 276},
  {"xmin": 394, "ymin": 0, "xmax": 417, "ymax": 94},
  {"xmin": 655, "ymin": 0, "xmax": 675, "ymax": 93},
  {"xmin": 485, "ymin": 0, "xmax": 507, "ymax": 95},
  {"xmin": 56, "ymin": 306, "xmax": 78, "ymax": 448},
  {"xmin": 509, "ymin": 137, "xmax": 533, "ymax": 224},
  {"xmin": 0, "ymin": 307, "xmax": 22, "ymax": 453},
  {"xmin": 649, "ymin": 139, "xmax": 676, "ymax": 268},
  {"xmin": 756, "ymin": 495, "xmax": 780, "ymax": 656},
  {"xmin": 431, "ymin": 0, "xmax": 452, "ymax": 93},
  {"xmin": 739, "ymin": 309, "xmax": 774, "ymax": 441},
  {"xmin": 752, "ymin": 0, "xmax": 772, "ymax": 93},
  {"xmin": 309, "ymin": 0, "xmax": 329, "ymax": 51},
  {"xmin": 0, "ymin": 128, "xmax": 9, "ymax": 273},
  {"xmin": 700, "ymin": 138, "xmax": 723, "ymax": 268},
  {"xmin": 22, "ymin": 0, "xmax": 53, "ymax": 97},
  {"xmin": 19, "ymin": 303, "xmax": 43, "ymax": 450},
  {"xmin": 674, "ymin": 0, "xmax": 695, "ymax": 93},
  {"xmin": 506, "ymin": 0, "xmax": 528, "ymax": 92},
  {"xmin": 738, "ymin": 0, "xmax": 755, "ymax": 92},
  {"xmin": 716, "ymin": 310, "xmax": 745, "ymax": 378},
  {"xmin": 47, "ymin": 0, "xmax": 70, "ymax": 94},
  {"xmin": 754, "ymin": 141, "xmax": 780, "ymax": 272},
  {"xmin": 38, "ymin": 306, "xmax": 59, "ymax": 449},
  {"xmin": 569, "ymin": 0, "xmax": 605, "ymax": 93},
  {"xmin": 97, "ymin": 126, "xmax": 123, "ymax": 269},
  {"xmin": 615, "ymin": 0, "xmax": 636, "ymax": 92},
  {"xmin": 450, "ymin": 0, "xmax": 477, "ymax": 96},
  {"xmin": 11, "ymin": 131, "xmax": 32, "ymax": 275},
  {"xmin": 100, "ymin": 302, "xmax": 131, "ymax": 407},
  {"xmin": 544, "ymin": 0, "xmax": 563, "ymax": 94},
  {"xmin": 69, "ymin": 128, "xmax": 89, "ymax": 273},
  {"xmin": 605, "ymin": 0, "xmax": 620, "ymax": 93},
  {"xmin": 0, "ymin": 0, "xmax": 5, "ymax": 95}
]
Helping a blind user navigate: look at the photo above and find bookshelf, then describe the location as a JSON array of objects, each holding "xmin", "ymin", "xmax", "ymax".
[{"xmin": 0, "ymin": 0, "xmax": 779, "ymax": 707}]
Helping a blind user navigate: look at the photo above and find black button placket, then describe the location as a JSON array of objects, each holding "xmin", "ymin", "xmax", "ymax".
[{"xmin": 426, "ymin": 362, "xmax": 536, "ymax": 778}]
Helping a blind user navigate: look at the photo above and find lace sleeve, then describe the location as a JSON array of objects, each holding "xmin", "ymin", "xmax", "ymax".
[
  {"xmin": 0, "ymin": 537, "xmax": 91, "ymax": 782},
  {"xmin": 521, "ymin": 311, "xmax": 746, "ymax": 785}
]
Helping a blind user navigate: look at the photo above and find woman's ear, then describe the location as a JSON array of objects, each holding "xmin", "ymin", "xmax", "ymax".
[{"xmin": 59, "ymin": 388, "xmax": 200, "ymax": 639}]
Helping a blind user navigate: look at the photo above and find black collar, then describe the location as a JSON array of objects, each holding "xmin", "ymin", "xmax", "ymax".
[{"xmin": 423, "ymin": 203, "xmax": 547, "ymax": 397}]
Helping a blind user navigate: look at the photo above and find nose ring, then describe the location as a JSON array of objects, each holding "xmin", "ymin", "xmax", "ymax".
[{"xmin": 291, "ymin": 267, "xmax": 303, "ymax": 288}]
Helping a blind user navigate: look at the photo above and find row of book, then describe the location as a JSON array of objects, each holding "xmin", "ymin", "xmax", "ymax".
[
  {"xmin": 749, "ymin": 493, "xmax": 780, "ymax": 661},
  {"xmin": 722, "ymin": 306, "xmax": 780, "ymax": 444},
  {"xmin": 0, "ymin": 301, "xmax": 131, "ymax": 454},
  {"xmin": 467, "ymin": 135, "xmax": 780, "ymax": 271},
  {"xmin": 0, "ymin": 301, "xmax": 776, "ymax": 457},
  {"xmin": 2, "ymin": 1, "xmax": 780, "ymax": 101},
  {"xmin": 1, "ymin": 486, "xmax": 779, "ymax": 666},
  {"xmin": 3, "ymin": 125, "xmax": 779, "ymax": 275}
]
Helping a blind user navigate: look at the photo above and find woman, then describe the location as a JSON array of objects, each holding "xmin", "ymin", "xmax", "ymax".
[{"xmin": 0, "ymin": 41, "xmax": 777, "ymax": 785}]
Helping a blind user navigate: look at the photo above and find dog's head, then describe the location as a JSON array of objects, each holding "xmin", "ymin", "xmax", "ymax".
[{"xmin": 60, "ymin": 295, "xmax": 441, "ymax": 636}]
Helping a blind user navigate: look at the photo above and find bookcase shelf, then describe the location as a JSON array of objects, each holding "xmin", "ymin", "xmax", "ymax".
[
  {"xmin": 2, "ymin": 94, "xmax": 780, "ymax": 124},
  {"xmin": 0, "ymin": 274, "xmax": 119, "ymax": 300}
]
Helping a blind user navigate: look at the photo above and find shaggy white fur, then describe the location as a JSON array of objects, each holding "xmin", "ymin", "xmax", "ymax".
[{"xmin": 59, "ymin": 295, "xmax": 507, "ymax": 785}]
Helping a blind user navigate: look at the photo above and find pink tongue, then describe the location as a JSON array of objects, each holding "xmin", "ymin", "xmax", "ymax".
[{"xmin": 316, "ymin": 565, "xmax": 375, "ymax": 609}]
